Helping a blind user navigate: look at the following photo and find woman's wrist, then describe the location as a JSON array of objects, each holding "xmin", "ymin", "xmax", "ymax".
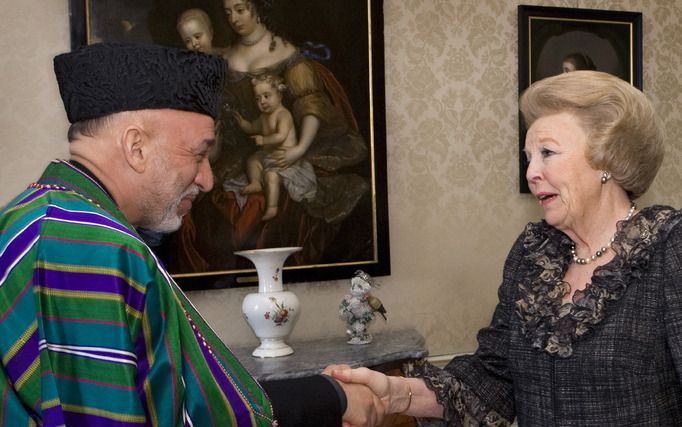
[
  {"xmin": 399, "ymin": 376, "xmax": 413, "ymax": 414},
  {"xmin": 389, "ymin": 376, "xmax": 413, "ymax": 414}
]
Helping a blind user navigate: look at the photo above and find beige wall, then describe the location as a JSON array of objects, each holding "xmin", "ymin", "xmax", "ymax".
[{"xmin": 1, "ymin": 0, "xmax": 681, "ymax": 357}]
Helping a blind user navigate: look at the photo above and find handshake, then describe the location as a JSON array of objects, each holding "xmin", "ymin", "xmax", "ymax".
[{"xmin": 323, "ymin": 364, "xmax": 441, "ymax": 427}]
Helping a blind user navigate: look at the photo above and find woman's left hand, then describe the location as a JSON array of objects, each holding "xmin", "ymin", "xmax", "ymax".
[{"xmin": 272, "ymin": 145, "xmax": 303, "ymax": 168}]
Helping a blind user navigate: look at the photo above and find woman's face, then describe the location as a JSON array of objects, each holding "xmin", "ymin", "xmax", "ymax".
[
  {"xmin": 524, "ymin": 111, "xmax": 602, "ymax": 232},
  {"xmin": 562, "ymin": 60, "xmax": 576, "ymax": 73},
  {"xmin": 223, "ymin": 0, "xmax": 258, "ymax": 36}
]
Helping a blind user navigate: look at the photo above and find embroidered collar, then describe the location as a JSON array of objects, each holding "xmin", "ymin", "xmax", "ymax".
[
  {"xmin": 515, "ymin": 205, "xmax": 682, "ymax": 357},
  {"xmin": 67, "ymin": 159, "xmax": 115, "ymax": 202},
  {"xmin": 34, "ymin": 159, "xmax": 129, "ymax": 229}
]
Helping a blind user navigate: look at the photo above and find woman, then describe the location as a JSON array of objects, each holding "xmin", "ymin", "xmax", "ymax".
[
  {"xmin": 171, "ymin": 0, "xmax": 370, "ymax": 272},
  {"xmin": 328, "ymin": 71, "xmax": 682, "ymax": 426},
  {"xmin": 561, "ymin": 51, "xmax": 597, "ymax": 73}
]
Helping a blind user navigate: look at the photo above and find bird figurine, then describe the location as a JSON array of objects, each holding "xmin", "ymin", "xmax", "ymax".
[
  {"xmin": 366, "ymin": 294, "xmax": 387, "ymax": 320},
  {"xmin": 339, "ymin": 270, "xmax": 387, "ymax": 344}
]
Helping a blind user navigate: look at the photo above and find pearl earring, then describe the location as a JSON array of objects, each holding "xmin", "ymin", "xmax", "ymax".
[{"xmin": 601, "ymin": 171, "xmax": 611, "ymax": 184}]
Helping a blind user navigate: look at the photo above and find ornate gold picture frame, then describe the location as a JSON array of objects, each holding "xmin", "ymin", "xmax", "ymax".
[{"xmin": 69, "ymin": 0, "xmax": 390, "ymax": 289}]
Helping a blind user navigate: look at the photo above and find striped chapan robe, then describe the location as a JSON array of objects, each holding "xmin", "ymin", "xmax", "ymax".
[{"xmin": 0, "ymin": 160, "xmax": 275, "ymax": 426}]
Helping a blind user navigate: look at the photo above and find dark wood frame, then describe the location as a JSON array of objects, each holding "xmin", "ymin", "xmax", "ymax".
[
  {"xmin": 517, "ymin": 5, "xmax": 642, "ymax": 193},
  {"xmin": 68, "ymin": 0, "xmax": 390, "ymax": 289}
]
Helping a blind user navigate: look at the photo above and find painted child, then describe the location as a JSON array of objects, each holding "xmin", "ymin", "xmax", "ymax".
[
  {"xmin": 176, "ymin": 8, "xmax": 220, "ymax": 55},
  {"xmin": 234, "ymin": 74, "xmax": 317, "ymax": 220}
]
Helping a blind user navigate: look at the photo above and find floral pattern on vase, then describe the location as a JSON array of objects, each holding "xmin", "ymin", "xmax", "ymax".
[{"xmin": 264, "ymin": 297, "xmax": 293, "ymax": 326}]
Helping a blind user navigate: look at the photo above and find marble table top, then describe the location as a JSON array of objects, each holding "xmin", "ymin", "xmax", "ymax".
[{"xmin": 230, "ymin": 328, "xmax": 428, "ymax": 381}]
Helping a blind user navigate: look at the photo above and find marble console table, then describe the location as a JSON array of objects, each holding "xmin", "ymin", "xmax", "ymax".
[{"xmin": 231, "ymin": 328, "xmax": 428, "ymax": 381}]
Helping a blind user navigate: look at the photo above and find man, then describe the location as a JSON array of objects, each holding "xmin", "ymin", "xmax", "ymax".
[{"xmin": 0, "ymin": 43, "xmax": 383, "ymax": 426}]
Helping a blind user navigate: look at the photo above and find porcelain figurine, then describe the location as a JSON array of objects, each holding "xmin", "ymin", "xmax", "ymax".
[{"xmin": 339, "ymin": 270, "xmax": 387, "ymax": 344}]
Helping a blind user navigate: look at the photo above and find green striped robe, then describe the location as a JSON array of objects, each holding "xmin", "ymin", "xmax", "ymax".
[{"xmin": 0, "ymin": 160, "xmax": 274, "ymax": 426}]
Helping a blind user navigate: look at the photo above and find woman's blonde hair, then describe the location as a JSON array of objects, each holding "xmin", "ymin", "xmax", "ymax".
[{"xmin": 520, "ymin": 70, "xmax": 663, "ymax": 199}]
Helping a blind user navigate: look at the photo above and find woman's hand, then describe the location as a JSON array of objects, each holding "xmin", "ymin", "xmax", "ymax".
[
  {"xmin": 272, "ymin": 145, "xmax": 304, "ymax": 168},
  {"xmin": 272, "ymin": 114, "xmax": 320, "ymax": 167}
]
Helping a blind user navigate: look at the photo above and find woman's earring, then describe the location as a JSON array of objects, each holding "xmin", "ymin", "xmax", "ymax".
[{"xmin": 601, "ymin": 171, "xmax": 611, "ymax": 184}]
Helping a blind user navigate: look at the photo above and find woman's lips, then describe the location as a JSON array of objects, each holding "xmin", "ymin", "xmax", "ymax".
[{"xmin": 537, "ymin": 193, "xmax": 557, "ymax": 206}]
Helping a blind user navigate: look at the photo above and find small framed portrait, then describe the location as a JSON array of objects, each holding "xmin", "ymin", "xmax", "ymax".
[
  {"xmin": 69, "ymin": 0, "xmax": 390, "ymax": 289},
  {"xmin": 517, "ymin": 5, "xmax": 643, "ymax": 193}
]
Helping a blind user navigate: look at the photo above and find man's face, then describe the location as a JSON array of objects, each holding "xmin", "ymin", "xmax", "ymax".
[{"xmin": 139, "ymin": 109, "xmax": 215, "ymax": 233}]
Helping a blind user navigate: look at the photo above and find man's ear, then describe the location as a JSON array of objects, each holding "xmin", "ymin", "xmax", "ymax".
[{"xmin": 120, "ymin": 125, "xmax": 149, "ymax": 173}]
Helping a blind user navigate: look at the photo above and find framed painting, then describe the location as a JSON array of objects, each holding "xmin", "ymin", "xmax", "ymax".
[
  {"xmin": 69, "ymin": 0, "xmax": 390, "ymax": 290},
  {"xmin": 517, "ymin": 5, "xmax": 642, "ymax": 193}
]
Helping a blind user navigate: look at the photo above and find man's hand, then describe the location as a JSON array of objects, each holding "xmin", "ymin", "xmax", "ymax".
[{"xmin": 337, "ymin": 379, "xmax": 386, "ymax": 427}]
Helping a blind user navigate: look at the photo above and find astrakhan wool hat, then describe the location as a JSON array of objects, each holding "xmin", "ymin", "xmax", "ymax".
[{"xmin": 54, "ymin": 42, "xmax": 225, "ymax": 123}]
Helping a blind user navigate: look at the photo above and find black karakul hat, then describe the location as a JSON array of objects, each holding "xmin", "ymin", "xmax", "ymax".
[{"xmin": 54, "ymin": 43, "xmax": 225, "ymax": 123}]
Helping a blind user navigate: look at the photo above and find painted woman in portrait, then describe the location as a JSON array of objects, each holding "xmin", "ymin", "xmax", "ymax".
[{"xmin": 166, "ymin": 0, "xmax": 372, "ymax": 277}]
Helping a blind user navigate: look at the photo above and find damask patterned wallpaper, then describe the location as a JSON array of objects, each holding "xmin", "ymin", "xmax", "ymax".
[{"xmin": 1, "ymin": 0, "xmax": 681, "ymax": 356}]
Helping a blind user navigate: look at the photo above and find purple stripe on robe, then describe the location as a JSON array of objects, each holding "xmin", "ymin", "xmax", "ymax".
[
  {"xmin": 41, "ymin": 404, "xmax": 66, "ymax": 427},
  {"xmin": 64, "ymin": 411, "xmax": 146, "ymax": 426},
  {"xmin": 46, "ymin": 206, "xmax": 134, "ymax": 237},
  {"xmin": 4, "ymin": 329, "xmax": 39, "ymax": 384},
  {"xmin": 0, "ymin": 218, "xmax": 42, "ymax": 281},
  {"xmin": 35, "ymin": 269, "xmax": 145, "ymax": 314},
  {"xmin": 195, "ymin": 330, "xmax": 254, "ymax": 425},
  {"xmin": 15, "ymin": 189, "xmax": 48, "ymax": 207}
]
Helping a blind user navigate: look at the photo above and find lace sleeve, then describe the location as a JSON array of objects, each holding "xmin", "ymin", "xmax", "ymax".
[
  {"xmin": 401, "ymin": 232, "xmax": 529, "ymax": 426},
  {"xmin": 405, "ymin": 360, "xmax": 512, "ymax": 427}
]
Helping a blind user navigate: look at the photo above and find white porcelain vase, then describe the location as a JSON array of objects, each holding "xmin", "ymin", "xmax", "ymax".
[{"xmin": 235, "ymin": 247, "xmax": 302, "ymax": 358}]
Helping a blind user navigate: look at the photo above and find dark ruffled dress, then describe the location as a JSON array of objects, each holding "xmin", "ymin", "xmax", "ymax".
[{"xmin": 408, "ymin": 205, "xmax": 682, "ymax": 426}]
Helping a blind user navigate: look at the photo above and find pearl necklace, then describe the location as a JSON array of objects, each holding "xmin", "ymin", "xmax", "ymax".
[{"xmin": 570, "ymin": 202, "xmax": 636, "ymax": 265}]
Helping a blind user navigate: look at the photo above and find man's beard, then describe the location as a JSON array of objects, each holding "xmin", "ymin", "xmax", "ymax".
[{"xmin": 147, "ymin": 185, "xmax": 200, "ymax": 234}]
